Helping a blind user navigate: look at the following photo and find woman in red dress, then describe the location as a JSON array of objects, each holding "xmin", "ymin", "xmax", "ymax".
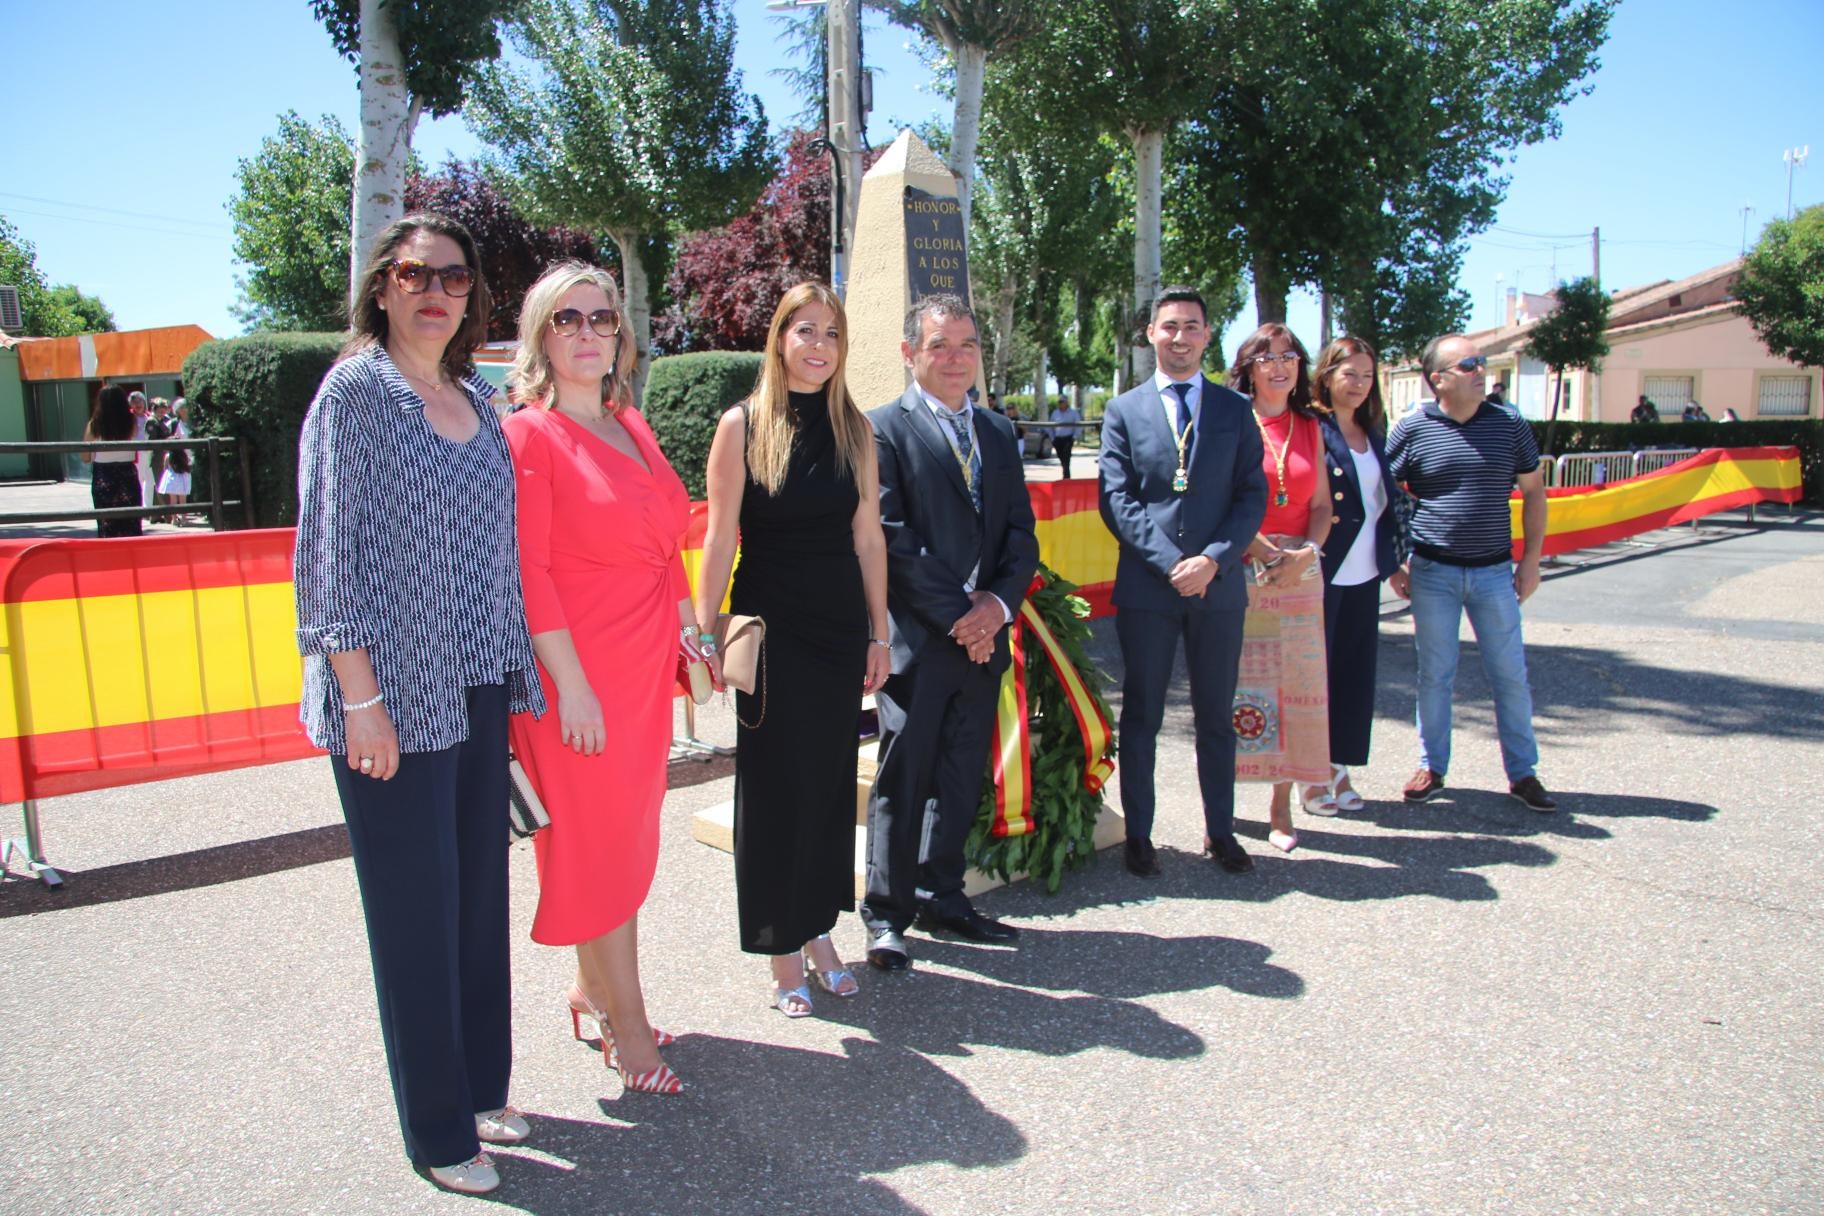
[
  {"xmin": 505, "ymin": 262, "xmax": 691, "ymax": 1095},
  {"xmin": 1229, "ymin": 323, "xmax": 1333, "ymax": 853}
]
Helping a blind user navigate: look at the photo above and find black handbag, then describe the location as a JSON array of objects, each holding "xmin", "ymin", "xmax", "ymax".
[{"xmin": 507, "ymin": 752, "xmax": 550, "ymax": 843}]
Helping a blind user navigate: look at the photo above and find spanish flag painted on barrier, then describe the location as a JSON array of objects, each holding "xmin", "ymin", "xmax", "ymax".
[
  {"xmin": 0, "ymin": 446, "xmax": 1799, "ymax": 803},
  {"xmin": 1514, "ymin": 445, "xmax": 1803, "ymax": 558},
  {"xmin": 0, "ymin": 530, "xmax": 315, "ymax": 804}
]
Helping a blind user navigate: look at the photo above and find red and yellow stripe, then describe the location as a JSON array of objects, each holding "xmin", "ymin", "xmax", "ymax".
[
  {"xmin": 0, "ymin": 531, "xmax": 315, "ymax": 803},
  {"xmin": 1513, "ymin": 445, "xmax": 1803, "ymax": 557}
]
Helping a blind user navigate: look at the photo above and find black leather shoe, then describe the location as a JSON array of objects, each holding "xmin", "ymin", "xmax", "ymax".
[
  {"xmin": 865, "ymin": 928, "xmax": 911, "ymax": 971},
  {"xmin": 916, "ymin": 907, "xmax": 1020, "ymax": 944},
  {"xmin": 1205, "ymin": 834, "xmax": 1254, "ymax": 874},
  {"xmin": 1124, "ymin": 837, "xmax": 1162, "ymax": 878}
]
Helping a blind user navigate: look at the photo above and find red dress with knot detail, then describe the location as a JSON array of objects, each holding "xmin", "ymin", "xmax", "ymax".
[{"xmin": 504, "ymin": 406, "xmax": 690, "ymax": 946}]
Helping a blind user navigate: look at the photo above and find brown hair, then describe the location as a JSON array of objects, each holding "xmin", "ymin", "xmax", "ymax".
[
  {"xmin": 749, "ymin": 282, "xmax": 871, "ymax": 495},
  {"xmin": 1227, "ymin": 323, "xmax": 1315, "ymax": 414},
  {"xmin": 510, "ymin": 261, "xmax": 636, "ymax": 415},
  {"xmin": 341, "ymin": 212, "xmax": 492, "ymax": 382},
  {"xmin": 1311, "ymin": 336, "xmax": 1387, "ymax": 433}
]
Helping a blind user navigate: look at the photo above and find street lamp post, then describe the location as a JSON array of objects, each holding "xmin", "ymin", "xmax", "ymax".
[{"xmin": 766, "ymin": 0, "xmax": 866, "ymax": 296}]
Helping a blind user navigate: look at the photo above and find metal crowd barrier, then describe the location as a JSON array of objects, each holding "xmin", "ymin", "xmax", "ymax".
[
  {"xmin": 0, "ymin": 437, "xmax": 256, "ymax": 532},
  {"xmin": 1549, "ymin": 448, "xmax": 1700, "ymax": 488}
]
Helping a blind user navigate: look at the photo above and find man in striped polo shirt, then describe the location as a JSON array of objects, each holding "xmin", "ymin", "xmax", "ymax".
[{"xmin": 1386, "ymin": 334, "xmax": 1556, "ymax": 813}]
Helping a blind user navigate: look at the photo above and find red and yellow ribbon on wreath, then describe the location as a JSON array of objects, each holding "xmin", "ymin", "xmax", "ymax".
[{"xmin": 988, "ymin": 575, "xmax": 1117, "ymax": 838}]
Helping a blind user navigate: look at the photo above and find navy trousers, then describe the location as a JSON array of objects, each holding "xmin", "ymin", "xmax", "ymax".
[
  {"xmin": 1323, "ymin": 578, "xmax": 1384, "ymax": 768},
  {"xmin": 1115, "ymin": 603, "xmax": 1247, "ymax": 844},
  {"xmin": 331, "ymin": 683, "xmax": 511, "ymax": 1169}
]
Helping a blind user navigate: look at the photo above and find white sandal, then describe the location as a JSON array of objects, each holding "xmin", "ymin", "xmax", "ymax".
[
  {"xmin": 1330, "ymin": 764, "xmax": 1365, "ymax": 812},
  {"xmin": 1300, "ymin": 783, "xmax": 1339, "ymax": 816}
]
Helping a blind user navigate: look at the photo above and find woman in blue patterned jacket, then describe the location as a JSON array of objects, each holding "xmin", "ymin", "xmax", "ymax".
[{"xmin": 293, "ymin": 213, "xmax": 545, "ymax": 1197}]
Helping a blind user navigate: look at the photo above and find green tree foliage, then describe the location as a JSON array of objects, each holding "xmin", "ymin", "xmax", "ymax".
[
  {"xmin": 312, "ymin": 0, "xmax": 505, "ymax": 118},
  {"xmin": 1173, "ymin": 0, "xmax": 1614, "ymax": 357},
  {"xmin": 467, "ymin": 0, "xmax": 773, "ymax": 397},
  {"xmin": 0, "ymin": 216, "xmax": 91, "ymax": 337},
  {"xmin": 227, "ymin": 112, "xmax": 356, "ymax": 331},
  {"xmin": 46, "ymin": 285, "xmax": 116, "ymax": 333},
  {"xmin": 1525, "ymin": 275, "xmax": 1610, "ymax": 454},
  {"xmin": 1735, "ymin": 204, "xmax": 1824, "ymax": 369},
  {"xmin": 405, "ymin": 159, "xmax": 602, "ymax": 341}
]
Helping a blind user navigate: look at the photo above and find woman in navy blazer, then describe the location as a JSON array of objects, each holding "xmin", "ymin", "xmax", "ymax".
[{"xmin": 1310, "ymin": 337, "xmax": 1408, "ymax": 810}]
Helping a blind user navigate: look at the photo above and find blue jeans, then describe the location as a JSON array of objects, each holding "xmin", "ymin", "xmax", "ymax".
[{"xmin": 1408, "ymin": 556, "xmax": 1538, "ymax": 782}]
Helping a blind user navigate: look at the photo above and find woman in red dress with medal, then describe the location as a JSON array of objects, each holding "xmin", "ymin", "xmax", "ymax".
[{"xmin": 1229, "ymin": 324, "xmax": 1333, "ymax": 852}]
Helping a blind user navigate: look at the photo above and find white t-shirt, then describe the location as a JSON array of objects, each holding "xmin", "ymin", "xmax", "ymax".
[
  {"xmin": 1333, "ymin": 442, "xmax": 1388, "ymax": 587},
  {"xmin": 1049, "ymin": 406, "xmax": 1081, "ymax": 438}
]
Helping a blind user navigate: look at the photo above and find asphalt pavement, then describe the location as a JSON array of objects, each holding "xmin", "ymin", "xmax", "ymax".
[{"xmin": 2, "ymin": 506, "xmax": 1820, "ymax": 1215}]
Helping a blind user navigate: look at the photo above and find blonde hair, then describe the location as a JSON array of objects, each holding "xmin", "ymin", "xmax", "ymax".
[
  {"xmin": 747, "ymin": 282, "xmax": 871, "ymax": 495},
  {"xmin": 510, "ymin": 260, "xmax": 635, "ymax": 413}
]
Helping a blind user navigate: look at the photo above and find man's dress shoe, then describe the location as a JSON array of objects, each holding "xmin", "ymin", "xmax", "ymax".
[
  {"xmin": 916, "ymin": 907, "xmax": 1020, "ymax": 944},
  {"xmin": 1124, "ymin": 837, "xmax": 1163, "ymax": 878},
  {"xmin": 1206, "ymin": 834, "xmax": 1255, "ymax": 874},
  {"xmin": 866, "ymin": 928, "xmax": 911, "ymax": 971}
]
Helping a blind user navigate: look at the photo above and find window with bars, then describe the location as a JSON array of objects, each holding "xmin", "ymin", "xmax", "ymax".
[
  {"xmin": 1642, "ymin": 375, "xmax": 1695, "ymax": 418},
  {"xmin": 1758, "ymin": 376, "xmax": 1812, "ymax": 418}
]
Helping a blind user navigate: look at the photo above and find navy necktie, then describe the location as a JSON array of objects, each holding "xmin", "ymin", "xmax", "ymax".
[{"xmin": 1168, "ymin": 381, "xmax": 1194, "ymax": 439}]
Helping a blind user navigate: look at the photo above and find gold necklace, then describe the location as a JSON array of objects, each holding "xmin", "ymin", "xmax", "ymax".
[{"xmin": 1254, "ymin": 407, "xmax": 1293, "ymax": 508}]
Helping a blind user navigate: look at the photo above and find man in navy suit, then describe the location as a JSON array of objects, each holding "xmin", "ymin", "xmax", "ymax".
[
  {"xmin": 1098, "ymin": 286, "xmax": 1267, "ymax": 877},
  {"xmin": 863, "ymin": 294, "xmax": 1040, "ymax": 971}
]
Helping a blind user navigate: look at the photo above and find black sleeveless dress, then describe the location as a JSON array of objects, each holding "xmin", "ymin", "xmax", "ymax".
[{"xmin": 730, "ymin": 390, "xmax": 869, "ymax": 954}]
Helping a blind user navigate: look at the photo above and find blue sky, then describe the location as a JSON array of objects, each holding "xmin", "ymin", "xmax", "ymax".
[{"xmin": 6, "ymin": 0, "xmax": 1821, "ymax": 368}]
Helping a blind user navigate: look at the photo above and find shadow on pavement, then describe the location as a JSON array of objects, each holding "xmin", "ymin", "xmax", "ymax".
[
  {"xmin": 910, "ymin": 926, "xmax": 1302, "ymax": 1002},
  {"xmin": 1359, "ymin": 789, "xmax": 1717, "ymax": 843},
  {"xmin": 484, "ymin": 1035, "xmax": 1022, "ymax": 1215},
  {"xmin": 813, "ymin": 950, "xmax": 1211, "ymax": 1060},
  {"xmin": 0, "ymin": 823, "xmax": 352, "ymax": 917}
]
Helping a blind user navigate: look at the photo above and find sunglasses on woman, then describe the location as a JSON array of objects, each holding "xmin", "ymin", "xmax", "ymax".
[
  {"xmin": 550, "ymin": 308, "xmax": 623, "ymax": 338},
  {"xmin": 388, "ymin": 259, "xmax": 475, "ymax": 297}
]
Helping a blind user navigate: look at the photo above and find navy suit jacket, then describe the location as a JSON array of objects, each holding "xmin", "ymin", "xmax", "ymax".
[
  {"xmin": 1098, "ymin": 374, "xmax": 1267, "ymax": 614},
  {"xmin": 1317, "ymin": 415, "xmax": 1406, "ymax": 583},
  {"xmin": 869, "ymin": 385, "xmax": 1039, "ymax": 676}
]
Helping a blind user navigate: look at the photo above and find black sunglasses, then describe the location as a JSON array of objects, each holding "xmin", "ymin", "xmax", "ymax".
[
  {"xmin": 551, "ymin": 308, "xmax": 623, "ymax": 338},
  {"xmin": 1449, "ymin": 355, "xmax": 1488, "ymax": 372},
  {"xmin": 388, "ymin": 259, "xmax": 475, "ymax": 297}
]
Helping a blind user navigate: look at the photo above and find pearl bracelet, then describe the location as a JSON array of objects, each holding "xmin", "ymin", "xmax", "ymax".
[{"xmin": 344, "ymin": 691, "xmax": 385, "ymax": 712}]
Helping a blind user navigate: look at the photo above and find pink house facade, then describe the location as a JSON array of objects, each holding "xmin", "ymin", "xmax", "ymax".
[{"xmin": 1386, "ymin": 258, "xmax": 1819, "ymax": 423}]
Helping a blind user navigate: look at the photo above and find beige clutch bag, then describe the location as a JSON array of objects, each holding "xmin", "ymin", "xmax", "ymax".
[{"xmin": 715, "ymin": 613, "xmax": 766, "ymax": 695}]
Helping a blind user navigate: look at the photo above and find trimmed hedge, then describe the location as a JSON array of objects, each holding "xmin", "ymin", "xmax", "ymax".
[
  {"xmin": 1000, "ymin": 391, "xmax": 1113, "ymax": 420},
  {"xmin": 642, "ymin": 351, "xmax": 763, "ymax": 497},
  {"xmin": 1532, "ymin": 418, "xmax": 1823, "ymax": 503},
  {"xmin": 182, "ymin": 332, "xmax": 344, "ymax": 527}
]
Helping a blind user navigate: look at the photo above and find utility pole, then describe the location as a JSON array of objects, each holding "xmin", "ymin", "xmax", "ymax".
[
  {"xmin": 1591, "ymin": 226, "xmax": 1600, "ymax": 289},
  {"xmin": 1784, "ymin": 146, "xmax": 1809, "ymax": 221},
  {"xmin": 1740, "ymin": 204, "xmax": 1755, "ymax": 255},
  {"xmin": 827, "ymin": 0, "xmax": 864, "ymax": 296}
]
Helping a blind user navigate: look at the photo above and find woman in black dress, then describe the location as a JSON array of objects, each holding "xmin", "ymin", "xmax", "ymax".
[
  {"xmin": 693, "ymin": 282, "xmax": 891, "ymax": 1018},
  {"xmin": 82, "ymin": 386, "xmax": 142, "ymax": 536}
]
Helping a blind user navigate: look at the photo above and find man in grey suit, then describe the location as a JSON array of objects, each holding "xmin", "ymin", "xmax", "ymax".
[
  {"xmin": 863, "ymin": 294, "xmax": 1040, "ymax": 971},
  {"xmin": 1098, "ymin": 286, "xmax": 1268, "ymax": 877}
]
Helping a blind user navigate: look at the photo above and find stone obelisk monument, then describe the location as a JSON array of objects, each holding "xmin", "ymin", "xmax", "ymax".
[{"xmin": 843, "ymin": 129, "xmax": 974, "ymax": 406}]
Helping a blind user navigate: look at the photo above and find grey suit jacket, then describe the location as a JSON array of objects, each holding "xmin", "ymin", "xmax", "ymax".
[
  {"xmin": 869, "ymin": 385, "xmax": 1040, "ymax": 675},
  {"xmin": 1097, "ymin": 374, "xmax": 1268, "ymax": 614}
]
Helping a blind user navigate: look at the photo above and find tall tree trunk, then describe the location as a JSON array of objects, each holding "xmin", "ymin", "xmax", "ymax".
[
  {"xmin": 948, "ymin": 40, "xmax": 988, "ymax": 235},
  {"xmin": 1074, "ymin": 278, "xmax": 1090, "ymax": 410},
  {"xmin": 350, "ymin": 0, "xmax": 415, "ymax": 316},
  {"xmin": 1035, "ymin": 347, "xmax": 1049, "ymax": 418},
  {"xmin": 992, "ymin": 275, "xmax": 1018, "ymax": 395},
  {"xmin": 1542, "ymin": 367, "xmax": 1564, "ymax": 456},
  {"xmin": 611, "ymin": 230, "xmax": 652, "ymax": 402},
  {"xmin": 1251, "ymin": 249, "xmax": 1289, "ymax": 326},
  {"xmin": 1129, "ymin": 126, "xmax": 1163, "ymax": 382}
]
